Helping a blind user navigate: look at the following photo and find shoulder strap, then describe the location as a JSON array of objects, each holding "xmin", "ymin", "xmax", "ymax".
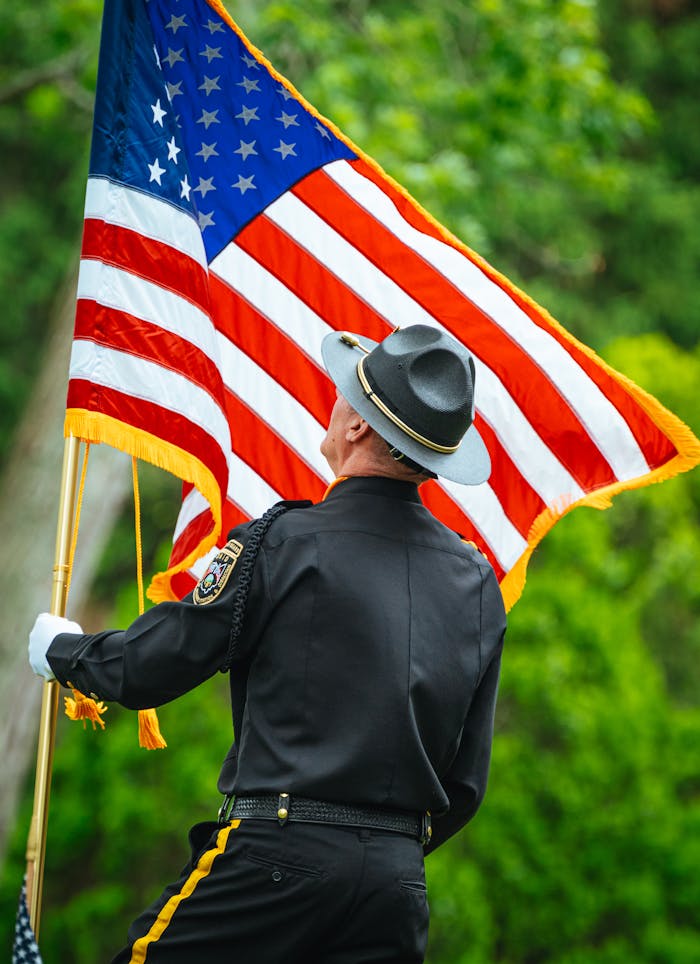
[{"xmin": 221, "ymin": 500, "xmax": 310, "ymax": 672}]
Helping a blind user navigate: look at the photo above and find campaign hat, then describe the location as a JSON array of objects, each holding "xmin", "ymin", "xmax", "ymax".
[{"xmin": 321, "ymin": 325, "xmax": 490, "ymax": 485}]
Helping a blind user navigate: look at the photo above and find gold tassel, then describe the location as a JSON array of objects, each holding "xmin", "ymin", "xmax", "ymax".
[
  {"xmin": 133, "ymin": 459, "xmax": 167, "ymax": 749},
  {"xmin": 64, "ymin": 688, "xmax": 107, "ymax": 730},
  {"xmin": 138, "ymin": 708, "xmax": 167, "ymax": 749}
]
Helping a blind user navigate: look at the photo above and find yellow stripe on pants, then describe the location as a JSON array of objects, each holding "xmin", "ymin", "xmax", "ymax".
[{"xmin": 129, "ymin": 820, "xmax": 241, "ymax": 963}]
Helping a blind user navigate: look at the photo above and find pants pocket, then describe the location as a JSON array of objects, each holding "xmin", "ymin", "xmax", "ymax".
[
  {"xmin": 399, "ymin": 878, "xmax": 428, "ymax": 895},
  {"xmin": 245, "ymin": 848, "xmax": 323, "ymax": 881}
]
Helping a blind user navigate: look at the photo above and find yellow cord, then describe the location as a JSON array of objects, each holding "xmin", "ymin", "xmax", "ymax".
[
  {"xmin": 63, "ymin": 443, "xmax": 108, "ymax": 729},
  {"xmin": 133, "ymin": 458, "xmax": 167, "ymax": 749}
]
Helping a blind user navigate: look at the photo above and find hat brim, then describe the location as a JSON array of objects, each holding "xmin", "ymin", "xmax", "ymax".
[{"xmin": 322, "ymin": 331, "xmax": 491, "ymax": 485}]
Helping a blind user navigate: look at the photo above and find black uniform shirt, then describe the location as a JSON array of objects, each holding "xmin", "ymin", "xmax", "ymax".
[{"xmin": 48, "ymin": 476, "xmax": 506, "ymax": 851}]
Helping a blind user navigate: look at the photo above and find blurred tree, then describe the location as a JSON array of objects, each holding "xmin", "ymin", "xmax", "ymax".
[{"xmin": 0, "ymin": 0, "xmax": 101, "ymax": 462}]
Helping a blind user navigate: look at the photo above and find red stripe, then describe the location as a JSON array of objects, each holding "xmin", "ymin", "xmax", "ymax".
[
  {"xmin": 170, "ymin": 501, "xmax": 251, "ymax": 599},
  {"xmin": 224, "ymin": 389, "xmax": 328, "ymax": 503},
  {"xmin": 473, "ymin": 416, "xmax": 546, "ymax": 540},
  {"xmin": 348, "ymin": 158, "xmax": 675, "ymax": 471},
  {"xmin": 74, "ymin": 300, "xmax": 225, "ymax": 408},
  {"xmin": 170, "ymin": 509, "xmax": 217, "ymax": 568},
  {"xmin": 235, "ymin": 214, "xmax": 391, "ymax": 342},
  {"xmin": 171, "ymin": 569, "xmax": 197, "ymax": 600},
  {"xmin": 67, "ymin": 379, "xmax": 229, "ymax": 498},
  {"xmin": 293, "ymin": 168, "xmax": 617, "ymax": 491},
  {"xmin": 208, "ymin": 269, "xmax": 335, "ymax": 428},
  {"xmin": 487, "ymin": 281, "xmax": 678, "ymax": 470},
  {"xmin": 81, "ymin": 219, "xmax": 210, "ymax": 317}
]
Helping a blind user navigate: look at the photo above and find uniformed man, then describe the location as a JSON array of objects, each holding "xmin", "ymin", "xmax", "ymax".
[{"xmin": 29, "ymin": 324, "xmax": 506, "ymax": 964}]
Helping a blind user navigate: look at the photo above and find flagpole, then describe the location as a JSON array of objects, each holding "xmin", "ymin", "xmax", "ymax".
[{"xmin": 25, "ymin": 434, "xmax": 81, "ymax": 937}]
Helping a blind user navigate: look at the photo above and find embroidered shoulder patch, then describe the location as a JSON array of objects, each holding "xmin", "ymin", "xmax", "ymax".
[{"xmin": 193, "ymin": 540, "xmax": 244, "ymax": 605}]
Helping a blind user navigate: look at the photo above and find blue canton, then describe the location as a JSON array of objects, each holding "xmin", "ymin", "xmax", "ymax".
[{"xmin": 90, "ymin": 0, "xmax": 355, "ymax": 261}]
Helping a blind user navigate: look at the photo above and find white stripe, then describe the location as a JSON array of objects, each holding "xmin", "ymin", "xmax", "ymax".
[
  {"xmin": 210, "ymin": 248, "xmax": 330, "ymax": 369},
  {"xmin": 216, "ymin": 334, "xmax": 333, "ymax": 481},
  {"xmin": 261, "ymin": 194, "xmax": 583, "ymax": 507},
  {"xmin": 266, "ymin": 191, "xmax": 436, "ymax": 328},
  {"xmin": 174, "ymin": 453, "xmax": 285, "ymax": 545},
  {"xmin": 69, "ymin": 340, "xmax": 232, "ymax": 463},
  {"xmin": 209, "ymin": 242, "xmax": 549, "ymax": 557},
  {"xmin": 442, "ymin": 480, "xmax": 528, "ymax": 572},
  {"xmin": 475, "ymin": 364, "xmax": 584, "ymax": 505},
  {"xmin": 78, "ymin": 260, "xmax": 219, "ymax": 364},
  {"xmin": 325, "ymin": 160, "xmax": 650, "ymax": 481},
  {"xmin": 207, "ymin": 252, "xmax": 526, "ymax": 567},
  {"xmin": 84, "ymin": 176, "xmax": 207, "ymax": 268}
]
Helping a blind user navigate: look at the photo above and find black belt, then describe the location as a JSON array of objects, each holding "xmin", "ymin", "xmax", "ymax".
[{"xmin": 221, "ymin": 793, "xmax": 432, "ymax": 846}]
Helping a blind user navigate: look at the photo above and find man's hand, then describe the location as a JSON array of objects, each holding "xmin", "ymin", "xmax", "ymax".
[{"xmin": 28, "ymin": 612, "xmax": 83, "ymax": 681}]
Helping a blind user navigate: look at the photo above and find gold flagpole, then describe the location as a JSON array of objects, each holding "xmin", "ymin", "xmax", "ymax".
[{"xmin": 26, "ymin": 434, "xmax": 81, "ymax": 936}]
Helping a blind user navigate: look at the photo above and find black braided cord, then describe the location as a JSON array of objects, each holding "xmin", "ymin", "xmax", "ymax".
[{"xmin": 220, "ymin": 502, "xmax": 293, "ymax": 673}]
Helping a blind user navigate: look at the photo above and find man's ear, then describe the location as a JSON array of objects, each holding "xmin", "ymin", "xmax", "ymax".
[{"xmin": 345, "ymin": 414, "xmax": 371, "ymax": 443}]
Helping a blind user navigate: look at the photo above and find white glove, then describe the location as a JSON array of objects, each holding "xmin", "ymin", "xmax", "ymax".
[{"xmin": 28, "ymin": 612, "xmax": 84, "ymax": 681}]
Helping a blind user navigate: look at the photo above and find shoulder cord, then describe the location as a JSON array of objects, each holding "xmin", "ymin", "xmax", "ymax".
[{"xmin": 221, "ymin": 502, "xmax": 292, "ymax": 673}]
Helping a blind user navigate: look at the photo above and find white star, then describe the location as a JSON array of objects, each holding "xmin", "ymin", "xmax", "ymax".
[
  {"xmin": 204, "ymin": 19, "xmax": 224, "ymax": 34},
  {"xmin": 197, "ymin": 141, "xmax": 219, "ymax": 162},
  {"xmin": 166, "ymin": 14, "xmax": 187, "ymax": 34},
  {"xmin": 236, "ymin": 105, "xmax": 259, "ymax": 125},
  {"xmin": 166, "ymin": 80, "xmax": 183, "ymax": 101},
  {"xmin": 200, "ymin": 45, "xmax": 223, "ymax": 63},
  {"xmin": 198, "ymin": 210, "xmax": 215, "ymax": 229},
  {"xmin": 277, "ymin": 85, "xmax": 294, "ymax": 101},
  {"xmin": 180, "ymin": 175, "xmax": 191, "ymax": 200},
  {"xmin": 234, "ymin": 139, "xmax": 257, "ymax": 160},
  {"xmin": 199, "ymin": 75, "xmax": 221, "ymax": 96},
  {"xmin": 233, "ymin": 174, "xmax": 256, "ymax": 195},
  {"xmin": 238, "ymin": 77, "xmax": 260, "ymax": 94},
  {"xmin": 148, "ymin": 158, "xmax": 166, "ymax": 185},
  {"xmin": 194, "ymin": 176, "xmax": 216, "ymax": 197},
  {"xmin": 241, "ymin": 53, "xmax": 260, "ymax": 70},
  {"xmin": 315, "ymin": 122, "xmax": 330, "ymax": 139},
  {"xmin": 153, "ymin": 45, "xmax": 161, "ymax": 69},
  {"xmin": 166, "ymin": 136, "xmax": 181, "ymax": 163},
  {"xmin": 276, "ymin": 111, "xmax": 299, "ymax": 129},
  {"xmin": 163, "ymin": 47, "xmax": 184, "ymax": 68},
  {"xmin": 197, "ymin": 108, "xmax": 220, "ymax": 129},
  {"xmin": 274, "ymin": 140, "xmax": 297, "ymax": 159},
  {"xmin": 151, "ymin": 99, "xmax": 167, "ymax": 126}
]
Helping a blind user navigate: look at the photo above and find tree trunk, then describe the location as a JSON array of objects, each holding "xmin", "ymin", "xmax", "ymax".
[{"xmin": 0, "ymin": 270, "xmax": 131, "ymax": 868}]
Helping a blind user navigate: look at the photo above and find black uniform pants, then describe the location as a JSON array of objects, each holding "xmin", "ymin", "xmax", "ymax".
[{"xmin": 111, "ymin": 817, "xmax": 429, "ymax": 963}]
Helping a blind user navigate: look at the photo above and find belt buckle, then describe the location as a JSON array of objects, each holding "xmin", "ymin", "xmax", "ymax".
[
  {"xmin": 420, "ymin": 810, "xmax": 432, "ymax": 846},
  {"xmin": 218, "ymin": 793, "xmax": 234, "ymax": 825}
]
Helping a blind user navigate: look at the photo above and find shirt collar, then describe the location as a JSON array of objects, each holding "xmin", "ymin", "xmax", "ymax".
[{"xmin": 322, "ymin": 475, "xmax": 423, "ymax": 504}]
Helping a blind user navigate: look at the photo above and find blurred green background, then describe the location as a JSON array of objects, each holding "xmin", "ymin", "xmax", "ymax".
[{"xmin": 1, "ymin": 0, "xmax": 698, "ymax": 961}]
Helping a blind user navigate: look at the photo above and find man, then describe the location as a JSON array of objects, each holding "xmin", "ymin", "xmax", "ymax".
[{"xmin": 29, "ymin": 324, "xmax": 506, "ymax": 963}]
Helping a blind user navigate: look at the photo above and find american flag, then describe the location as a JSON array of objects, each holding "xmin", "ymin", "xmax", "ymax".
[
  {"xmin": 66, "ymin": 0, "xmax": 700, "ymax": 609},
  {"xmin": 12, "ymin": 879, "xmax": 42, "ymax": 964}
]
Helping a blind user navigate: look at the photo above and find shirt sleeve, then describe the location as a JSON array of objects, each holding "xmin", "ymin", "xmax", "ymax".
[
  {"xmin": 425, "ymin": 563, "xmax": 506, "ymax": 854},
  {"xmin": 46, "ymin": 523, "xmax": 271, "ymax": 710}
]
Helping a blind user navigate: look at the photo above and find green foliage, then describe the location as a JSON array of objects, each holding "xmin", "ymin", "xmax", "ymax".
[
  {"xmin": 423, "ymin": 337, "xmax": 700, "ymax": 963},
  {"xmin": 0, "ymin": 0, "xmax": 101, "ymax": 462}
]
